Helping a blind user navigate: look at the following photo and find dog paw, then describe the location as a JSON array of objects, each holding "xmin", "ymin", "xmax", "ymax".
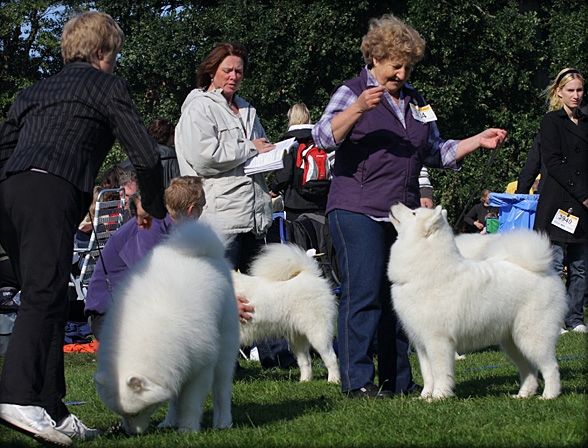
[
  {"xmin": 538, "ymin": 393, "xmax": 559, "ymax": 400},
  {"xmin": 431, "ymin": 390, "xmax": 454, "ymax": 400},
  {"xmin": 327, "ymin": 374, "xmax": 341, "ymax": 384},
  {"xmin": 513, "ymin": 390, "xmax": 537, "ymax": 399},
  {"xmin": 512, "ymin": 393, "xmax": 534, "ymax": 399}
]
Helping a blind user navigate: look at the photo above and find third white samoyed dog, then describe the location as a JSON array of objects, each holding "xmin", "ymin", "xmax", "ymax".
[
  {"xmin": 94, "ymin": 221, "xmax": 239, "ymax": 434},
  {"xmin": 387, "ymin": 203, "xmax": 566, "ymax": 400},
  {"xmin": 233, "ymin": 243, "xmax": 340, "ymax": 383}
]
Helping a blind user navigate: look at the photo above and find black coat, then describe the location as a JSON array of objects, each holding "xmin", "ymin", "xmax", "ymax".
[
  {"xmin": 270, "ymin": 126, "xmax": 328, "ymax": 216},
  {"xmin": 156, "ymin": 144, "xmax": 180, "ymax": 188},
  {"xmin": 534, "ymin": 108, "xmax": 588, "ymax": 243},
  {"xmin": 515, "ymin": 133, "xmax": 546, "ymax": 194},
  {"xmin": 0, "ymin": 61, "xmax": 165, "ymax": 218}
]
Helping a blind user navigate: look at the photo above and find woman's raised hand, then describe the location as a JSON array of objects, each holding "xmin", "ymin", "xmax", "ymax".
[{"xmin": 356, "ymin": 85, "xmax": 385, "ymax": 112}]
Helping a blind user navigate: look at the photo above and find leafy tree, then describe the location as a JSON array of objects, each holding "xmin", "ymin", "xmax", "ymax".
[
  {"xmin": 405, "ymin": 0, "xmax": 544, "ymax": 223},
  {"xmin": 0, "ymin": 1, "xmax": 79, "ymax": 114},
  {"xmin": 543, "ymin": 0, "xmax": 588, "ymax": 77},
  {"xmin": 92, "ymin": 1, "xmax": 206, "ymax": 123}
]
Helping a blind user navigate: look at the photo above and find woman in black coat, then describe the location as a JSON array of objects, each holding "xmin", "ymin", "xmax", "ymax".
[{"xmin": 534, "ymin": 68, "xmax": 588, "ymax": 333}]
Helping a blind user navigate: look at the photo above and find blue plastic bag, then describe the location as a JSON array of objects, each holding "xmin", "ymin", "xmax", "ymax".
[{"xmin": 488, "ymin": 193, "xmax": 539, "ymax": 233}]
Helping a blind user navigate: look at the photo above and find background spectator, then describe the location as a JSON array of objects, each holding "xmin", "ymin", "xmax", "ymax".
[
  {"xmin": 533, "ymin": 68, "xmax": 588, "ymax": 333},
  {"xmin": 464, "ymin": 189, "xmax": 499, "ymax": 233}
]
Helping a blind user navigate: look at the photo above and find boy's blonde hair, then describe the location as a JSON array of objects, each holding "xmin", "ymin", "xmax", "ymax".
[{"xmin": 165, "ymin": 176, "xmax": 205, "ymax": 221}]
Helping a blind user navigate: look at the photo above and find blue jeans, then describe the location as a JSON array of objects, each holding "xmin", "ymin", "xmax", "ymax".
[
  {"xmin": 329, "ymin": 209, "xmax": 415, "ymax": 394},
  {"xmin": 552, "ymin": 241, "xmax": 588, "ymax": 328}
]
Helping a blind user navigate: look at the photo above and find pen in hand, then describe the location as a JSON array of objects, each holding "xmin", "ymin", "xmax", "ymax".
[{"xmin": 252, "ymin": 138, "xmax": 275, "ymax": 153}]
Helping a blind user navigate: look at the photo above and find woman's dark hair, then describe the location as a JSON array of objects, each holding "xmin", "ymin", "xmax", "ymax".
[
  {"xmin": 99, "ymin": 165, "xmax": 126, "ymax": 189},
  {"xmin": 147, "ymin": 118, "xmax": 174, "ymax": 145},
  {"xmin": 196, "ymin": 42, "xmax": 249, "ymax": 90},
  {"xmin": 128, "ymin": 191, "xmax": 141, "ymax": 218}
]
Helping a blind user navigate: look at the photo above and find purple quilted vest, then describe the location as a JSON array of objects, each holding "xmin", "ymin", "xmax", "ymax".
[{"xmin": 326, "ymin": 71, "xmax": 432, "ymax": 217}]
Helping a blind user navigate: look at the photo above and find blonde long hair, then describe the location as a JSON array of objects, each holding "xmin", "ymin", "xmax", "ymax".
[{"xmin": 543, "ymin": 68, "xmax": 584, "ymax": 112}]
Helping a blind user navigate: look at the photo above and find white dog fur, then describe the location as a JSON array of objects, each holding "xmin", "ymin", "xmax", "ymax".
[
  {"xmin": 94, "ymin": 221, "xmax": 239, "ymax": 434},
  {"xmin": 388, "ymin": 204, "xmax": 567, "ymax": 400},
  {"xmin": 233, "ymin": 243, "xmax": 340, "ymax": 383}
]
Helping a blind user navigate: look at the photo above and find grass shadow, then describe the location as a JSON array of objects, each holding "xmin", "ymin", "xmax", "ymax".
[{"xmin": 230, "ymin": 395, "xmax": 333, "ymax": 428}]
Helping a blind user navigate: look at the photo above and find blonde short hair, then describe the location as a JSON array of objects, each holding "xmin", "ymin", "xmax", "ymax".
[
  {"xmin": 61, "ymin": 11, "xmax": 124, "ymax": 65},
  {"xmin": 287, "ymin": 103, "xmax": 311, "ymax": 127},
  {"xmin": 165, "ymin": 176, "xmax": 205, "ymax": 221},
  {"xmin": 543, "ymin": 68, "xmax": 584, "ymax": 112},
  {"xmin": 360, "ymin": 14, "xmax": 425, "ymax": 67}
]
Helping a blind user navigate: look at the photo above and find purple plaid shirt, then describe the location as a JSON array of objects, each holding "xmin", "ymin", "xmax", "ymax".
[{"xmin": 312, "ymin": 66, "xmax": 460, "ymax": 170}]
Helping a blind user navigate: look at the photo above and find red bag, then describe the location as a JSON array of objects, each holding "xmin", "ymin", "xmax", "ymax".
[{"xmin": 294, "ymin": 142, "xmax": 331, "ymax": 198}]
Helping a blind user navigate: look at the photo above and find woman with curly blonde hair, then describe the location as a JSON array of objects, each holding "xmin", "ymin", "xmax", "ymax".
[{"xmin": 312, "ymin": 13, "xmax": 507, "ymax": 398}]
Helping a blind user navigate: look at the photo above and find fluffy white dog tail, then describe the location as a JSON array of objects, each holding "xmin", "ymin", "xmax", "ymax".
[
  {"xmin": 249, "ymin": 243, "xmax": 323, "ymax": 282},
  {"xmin": 164, "ymin": 220, "xmax": 226, "ymax": 260},
  {"xmin": 485, "ymin": 230, "xmax": 555, "ymax": 274}
]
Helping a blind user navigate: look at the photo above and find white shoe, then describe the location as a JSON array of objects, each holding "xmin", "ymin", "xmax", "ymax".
[
  {"xmin": 571, "ymin": 324, "xmax": 588, "ymax": 333},
  {"xmin": 559, "ymin": 327, "xmax": 568, "ymax": 335},
  {"xmin": 55, "ymin": 413, "xmax": 103, "ymax": 441},
  {"xmin": 0, "ymin": 403, "xmax": 73, "ymax": 446}
]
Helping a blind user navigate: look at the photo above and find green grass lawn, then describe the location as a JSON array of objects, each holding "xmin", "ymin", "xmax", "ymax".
[{"xmin": 1, "ymin": 332, "xmax": 586, "ymax": 447}]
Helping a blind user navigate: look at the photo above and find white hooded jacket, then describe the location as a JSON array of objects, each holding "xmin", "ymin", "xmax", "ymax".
[{"xmin": 175, "ymin": 88, "xmax": 272, "ymax": 236}]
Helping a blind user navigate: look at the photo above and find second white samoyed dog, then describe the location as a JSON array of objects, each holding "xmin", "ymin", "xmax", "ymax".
[
  {"xmin": 94, "ymin": 221, "xmax": 239, "ymax": 434},
  {"xmin": 388, "ymin": 203, "xmax": 566, "ymax": 400},
  {"xmin": 233, "ymin": 243, "xmax": 340, "ymax": 383}
]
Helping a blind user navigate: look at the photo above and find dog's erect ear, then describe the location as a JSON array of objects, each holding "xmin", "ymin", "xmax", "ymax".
[
  {"xmin": 424, "ymin": 206, "xmax": 445, "ymax": 237},
  {"xmin": 441, "ymin": 208, "xmax": 448, "ymax": 223},
  {"xmin": 127, "ymin": 375, "xmax": 147, "ymax": 392},
  {"xmin": 127, "ymin": 375, "xmax": 160, "ymax": 392},
  {"xmin": 126, "ymin": 375, "xmax": 169, "ymax": 401}
]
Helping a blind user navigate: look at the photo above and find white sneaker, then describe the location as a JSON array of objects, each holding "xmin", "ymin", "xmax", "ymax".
[
  {"xmin": 571, "ymin": 324, "xmax": 588, "ymax": 333},
  {"xmin": 0, "ymin": 403, "xmax": 72, "ymax": 446},
  {"xmin": 55, "ymin": 413, "xmax": 103, "ymax": 441},
  {"xmin": 559, "ymin": 327, "xmax": 568, "ymax": 335}
]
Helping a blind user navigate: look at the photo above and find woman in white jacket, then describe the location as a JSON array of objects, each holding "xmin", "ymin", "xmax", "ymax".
[{"xmin": 175, "ymin": 42, "xmax": 275, "ymax": 272}]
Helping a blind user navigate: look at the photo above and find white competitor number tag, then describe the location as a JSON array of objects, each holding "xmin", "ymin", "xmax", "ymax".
[
  {"xmin": 551, "ymin": 209, "xmax": 579, "ymax": 234},
  {"xmin": 410, "ymin": 103, "xmax": 438, "ymax": 123}
]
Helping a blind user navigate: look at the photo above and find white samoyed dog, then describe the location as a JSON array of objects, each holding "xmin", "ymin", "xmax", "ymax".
[
  {"xmin": 387, "ymin": 203, "xmax": 566, "ymax": 400},
  {"xmin": 233, "ymin": 243, "xmax": 340, "ymax": 383},
  {"xmin": 94, "ymin": 221, "xmax": 239, "ymax": 434}
]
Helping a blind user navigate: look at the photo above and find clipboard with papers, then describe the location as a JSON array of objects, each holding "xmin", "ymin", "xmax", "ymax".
[{"xmin": 243, "ymin": 137, "xmax": 297, "ymax": 175}]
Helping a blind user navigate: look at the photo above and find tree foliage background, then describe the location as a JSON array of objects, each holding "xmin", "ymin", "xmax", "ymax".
[{"xmin": 1, "ymin": 0, "xmax": 587, "ymax": 224}]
